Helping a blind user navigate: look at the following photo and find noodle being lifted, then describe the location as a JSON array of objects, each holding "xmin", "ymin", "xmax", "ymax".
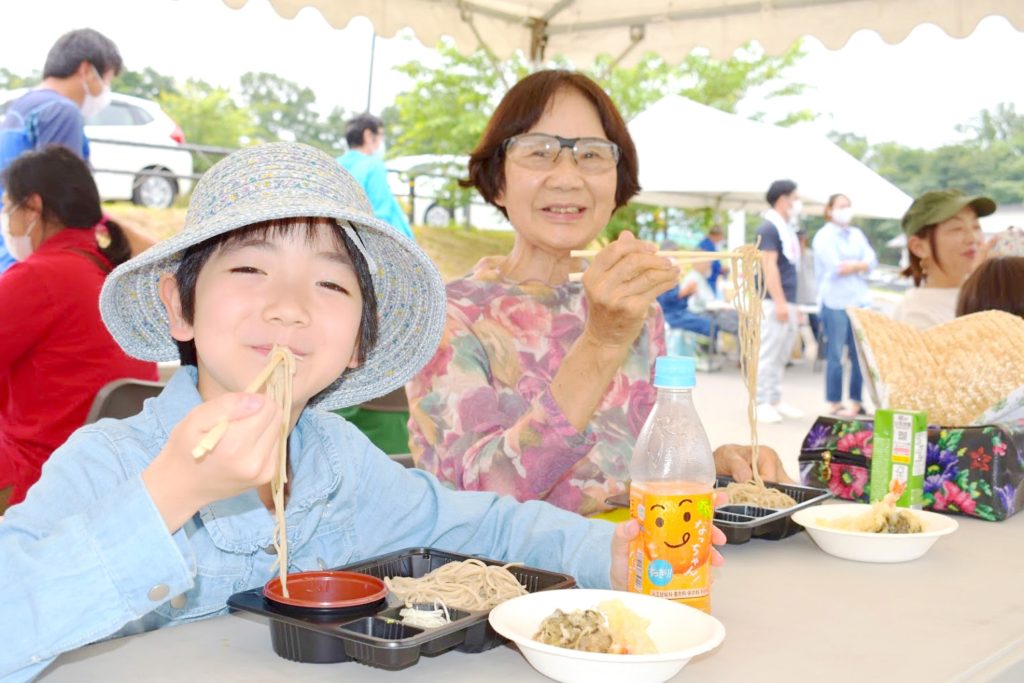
[{"xmin": 192, "ymin": 345, "xmax": 297, "ymax": 594}]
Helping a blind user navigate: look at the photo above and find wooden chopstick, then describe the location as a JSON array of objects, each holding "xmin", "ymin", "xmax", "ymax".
[
  {"xmin": 191, "ymin": 347, "xmax": 292, "ymax": 460},
  {"xmin": 570, "ymin": 249, "xmax": 731, "ymax": 262}
]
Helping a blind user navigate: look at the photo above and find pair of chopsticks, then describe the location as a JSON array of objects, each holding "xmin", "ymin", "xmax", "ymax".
[
  {"xmin": 191, "ymin": 347, "xmax": 295, "ymax": 460},
  {"xmin": 567, "ymin": 249, "xmax": 728, "ymax": 282}
]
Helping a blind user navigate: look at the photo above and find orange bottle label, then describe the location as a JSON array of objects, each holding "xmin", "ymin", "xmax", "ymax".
[{"xmin": 628, "ymin": 481, "xmax": 714, "ymax": 612}]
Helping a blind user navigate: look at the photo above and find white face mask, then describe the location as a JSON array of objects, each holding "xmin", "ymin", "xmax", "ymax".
[
  {"xmin": 80, "ymin": 66, "xmax": 112, "ymax": 119},
  {"xmin": 832, "ymin": 207, "xmax": 854, "ymax": 226},
  {"xmin": 0, "ymin": 203, "xmax": 38, "ymax": 262},
  {"xmin": 789, "ymin": 198, "xmax": 803, "ymax": 218}
]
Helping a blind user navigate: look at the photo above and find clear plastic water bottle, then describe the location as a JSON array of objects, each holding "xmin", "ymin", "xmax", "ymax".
[{"xmin": 628, "ymin": 356, "xmax": 716, "ymax": 613}]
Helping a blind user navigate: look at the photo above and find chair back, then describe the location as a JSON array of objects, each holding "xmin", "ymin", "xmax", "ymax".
[
  {"xmin": 360, "ymin": 386, "xmax": 409, "ymax": 413},
  {"xmin": 84, "ymin": 378, "xmax": 166, "ymax": 424}
]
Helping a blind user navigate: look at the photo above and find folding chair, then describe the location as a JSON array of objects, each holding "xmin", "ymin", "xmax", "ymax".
[{"xmin": 84, "ymin": 379, "xmax": 166, "ymax": 424}]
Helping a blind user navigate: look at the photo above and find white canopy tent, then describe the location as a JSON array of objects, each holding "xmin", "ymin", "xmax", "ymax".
[
  {"xmin": 629, "ymin": 95, "xmax": 912, "ymax": 219},
  {"xmin": 222, "ymin": 0, "xmax": 1024, "ymax": 63}
]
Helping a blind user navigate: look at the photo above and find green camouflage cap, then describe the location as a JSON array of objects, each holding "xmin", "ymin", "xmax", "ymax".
[{"xmin": 901, "ymin": 189, "xmax": 996, "ymax": 236}]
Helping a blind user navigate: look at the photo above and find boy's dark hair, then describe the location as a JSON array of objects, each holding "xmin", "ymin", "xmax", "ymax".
[
  {"xmin": 43, "ymin": 28, "xmax": 123, "ymax": 79},
  {"xmin": 956, "ymin": 256, "xmax": 1024, "ymax": 319},
  {"xmin": 172, "ymin": 218, "xmax": 379, "ymax": 373},
  {"xmin": 3, "ymin": 145, "xmax": 131, "ymax": 266},
  {"xmin": 345, "ymin": 114, "xmax": 383, "ymax": 149},
  {"xmin": 766, "ymin": 179, "xmax": 798, "ymax": 207}
]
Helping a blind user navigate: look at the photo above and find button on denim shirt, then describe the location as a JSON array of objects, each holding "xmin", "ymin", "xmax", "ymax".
[{"xmin": 0, "ymin": 368, "xmax": 614, "ymax": 682}]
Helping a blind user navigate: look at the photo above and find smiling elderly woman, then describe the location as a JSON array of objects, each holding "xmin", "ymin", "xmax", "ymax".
[{"xmin": 405, "ymin": 70, "xmax": 789, "ymax": 517}]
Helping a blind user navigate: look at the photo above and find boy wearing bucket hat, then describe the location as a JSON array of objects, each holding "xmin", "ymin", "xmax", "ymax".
[
  {"xmin": 894, "ymin": 188, "xmax": 996, "ymax": 329},
  {"xmin": 0, "ymin": 143, "xmax": 675, "ymax": 680}
]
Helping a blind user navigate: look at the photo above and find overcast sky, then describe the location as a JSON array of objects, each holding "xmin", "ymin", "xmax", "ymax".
[{"xmin": 2, "ymin": 0, "xmax": 1022, "ymax": 149}]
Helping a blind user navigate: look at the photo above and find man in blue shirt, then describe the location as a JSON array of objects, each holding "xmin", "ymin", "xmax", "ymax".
[
  {"xmin": 336, "ymin": 114, "xmax": 414, "ymax": 241},
  {"xmin": 697, "ymin": 224, "xmax": 728, "ymax": 294},
  {"xmin": 0, "ymin": 28, "xmax": 122, "ymax": 272}
]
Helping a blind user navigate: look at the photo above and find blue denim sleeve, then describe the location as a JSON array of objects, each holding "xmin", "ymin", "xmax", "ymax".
[
  {"xmin": 0, "ymin": 428, "xmax": 194, "ymax": 681},
  {"xmin": 343, "ymin": 429, "xmax": 616, "ymax": 589}
]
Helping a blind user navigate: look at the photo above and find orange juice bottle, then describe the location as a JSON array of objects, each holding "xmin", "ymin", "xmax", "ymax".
[{"xmin": 628, "ymin": 356, "xmax": 716, "ymax": 613}]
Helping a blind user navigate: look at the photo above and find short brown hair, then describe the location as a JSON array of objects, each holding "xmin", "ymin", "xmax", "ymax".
[
  {"xmin": 956, "ymin": 256, "xmax": 1024, "ymax": 319},
  {"xmin": 461, "ymin": 70, "xmax": 639, "ymax": 217}
]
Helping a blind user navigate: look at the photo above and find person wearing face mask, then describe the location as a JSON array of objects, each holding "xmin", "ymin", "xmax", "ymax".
[
  {"xmin": 336, "ymin": 114, "xmax": 414, "ymax": 241},
  {"xmin": 754, "ymin": 179, "xmax": 804, "ymax": 424},
  {"xmin": 812, "ymin": 193, "xmax": 877, "ymax": 417},
  {"xmin": 0, "ymin": 146, "xmax": 157, "ymax": 513},
  {"xmin": 0, "ymin": 28, "xmax": 122, "ymax": 274},
  {"xmin": 893, "ymin": 189, "xmax": 996, "ymax": 330}
]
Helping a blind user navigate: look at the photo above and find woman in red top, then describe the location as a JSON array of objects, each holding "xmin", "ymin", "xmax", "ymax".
[{"xmin": 0, "ymin": 146, "xmax": 157, "ymax": 510}]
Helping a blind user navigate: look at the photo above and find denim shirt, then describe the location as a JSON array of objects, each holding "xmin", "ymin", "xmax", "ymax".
[{"xmin": 0, "ymin": 368, "xmax": 614, "ymax": 682}]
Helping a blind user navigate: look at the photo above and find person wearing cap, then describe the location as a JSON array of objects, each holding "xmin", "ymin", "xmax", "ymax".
[
  {"xmin": 894, "ymin": 189, "xmax": 996, "ymax": 329},
  {"xmin": 0, "ymin": 146, "xmax": 156, "ymax": 513},
  {"xmin": 0, "ymin": 142, "xmax": 691, "ymax": 680},
  {"xmin": 812, "ymin": 193, "xmax": 877, "ymax": 417},
  {"xmin": 407, "ymin": 70, "xmax": 794, "ymax": 520}
]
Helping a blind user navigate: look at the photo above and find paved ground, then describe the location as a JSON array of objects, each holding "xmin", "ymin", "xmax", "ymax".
[{"xmin": 694, "ymin": 354, "xmax": 874, "ymax": 480}]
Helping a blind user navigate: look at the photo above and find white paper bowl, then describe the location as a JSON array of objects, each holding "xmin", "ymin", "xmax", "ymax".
[
  {"xmin": 488, "ymin": 588, "xmax": 725, "ymax": 683},
  {"xmin": 791, "ymin": 503, "xmax": 958, "ymax": 563}
]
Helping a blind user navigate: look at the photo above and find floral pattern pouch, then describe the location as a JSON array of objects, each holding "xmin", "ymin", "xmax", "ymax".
[{"xmin": 799, "ymin": 416, "xmax": 1024, "ymax": 521}]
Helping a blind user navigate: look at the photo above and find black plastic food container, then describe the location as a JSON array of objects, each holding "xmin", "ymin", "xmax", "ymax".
[
  {"xmin": 606, "ymin": 476, "xmax": 833, "ymax": 544},
  {"xmin": 227, "ymin": 546, "xmax": 576, "ymax": 669}
]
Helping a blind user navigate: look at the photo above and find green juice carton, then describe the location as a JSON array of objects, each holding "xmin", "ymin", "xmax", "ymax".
[{"xmin": 870, "ymin": 409, "xmax": 927, "ymax": 508}]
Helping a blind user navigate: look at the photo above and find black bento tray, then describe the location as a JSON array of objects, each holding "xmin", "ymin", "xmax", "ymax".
[
  {"xmin": 606, "ymin": 477, "xmax": 832, "ymax": 544},
  {"xmin": 226, "ymin": 547, "xmax": 576, "ymax": 670}
]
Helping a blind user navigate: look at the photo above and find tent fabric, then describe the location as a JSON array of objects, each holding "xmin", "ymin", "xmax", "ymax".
[
  {"xmin": 629, "ymin": 95, "xmax": 912, "ymax": 219},
  {"xmin": 222, "ymin": 0, "xmax": 1024, "ymax": 63}
]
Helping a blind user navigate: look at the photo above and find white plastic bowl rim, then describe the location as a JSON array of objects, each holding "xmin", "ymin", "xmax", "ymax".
[
  {"xmin": 488, "ymin": 588, "xmax": 726, "ymax": 664},
  {"xmin": 791, "ymin": 503, "xmax": 959, "ymax": 538}
]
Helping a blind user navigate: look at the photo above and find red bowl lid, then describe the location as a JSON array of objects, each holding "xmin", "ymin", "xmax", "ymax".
[{"xmin": 263, "ymin": 571, "xmax": 388, "ymax": 609}]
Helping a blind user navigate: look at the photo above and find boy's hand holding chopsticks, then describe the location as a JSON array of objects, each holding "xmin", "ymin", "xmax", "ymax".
[{"xmin": 141, "ymin": 392, "xmax": 283, "ymax": 532}]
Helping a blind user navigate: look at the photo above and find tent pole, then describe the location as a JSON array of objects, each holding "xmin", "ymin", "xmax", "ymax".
[{"xmin": 459, "ymin": 3, "xmax": 510, "ymax": 88}]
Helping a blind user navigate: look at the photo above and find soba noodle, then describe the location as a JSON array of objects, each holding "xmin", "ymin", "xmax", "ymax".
[
  {"xmin": 385, "ymin": 559, "xmax": 528, "ymax": 612},
  {"xmin": 599, "ymin": 245, "xmax": 797, "ymax": 508},
  {"xmin": 191, "ymin": 345, "xmax": 297, "ymax": 594}
]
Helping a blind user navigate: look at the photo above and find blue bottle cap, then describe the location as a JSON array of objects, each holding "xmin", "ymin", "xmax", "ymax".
[{"xmin": 653, "ymin": 355, "xmax": 696, "ymax": 388}]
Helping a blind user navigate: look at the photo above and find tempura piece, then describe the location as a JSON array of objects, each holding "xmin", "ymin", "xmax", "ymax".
[
  {"xmin": 819, "ymin": 480, "xmax": 924, "ymax": 534},
  {"xmin": 533, "ymin": 599, "xmax": 658, "ymax": 655}
]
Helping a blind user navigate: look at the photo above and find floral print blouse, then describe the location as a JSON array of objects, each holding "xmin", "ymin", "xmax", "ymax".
[{"xmin": 407, "ymin": 256, "xmax": 666, "ymax": 515}]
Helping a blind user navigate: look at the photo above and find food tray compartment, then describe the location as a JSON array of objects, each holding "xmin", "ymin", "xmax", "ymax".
[
  {"xmin": 227, "ymin": 546, "xmax": 576, "ymax": 669},
  {"xmin": 606, "ymin": 478, "xmax": 832, "ymax": 544},
  {"xmin": 712, "ymin": 476, "xmax": 832, "ymax": 543}
]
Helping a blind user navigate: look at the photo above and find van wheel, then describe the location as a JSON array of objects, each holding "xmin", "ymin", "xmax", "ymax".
[
  {"xmin": 132, "ymin": 169, "xmax": 178, "ymax": 208},
  {"xmin": 423, "ymin": 203, "xmax": 453, "ymax": 227}
]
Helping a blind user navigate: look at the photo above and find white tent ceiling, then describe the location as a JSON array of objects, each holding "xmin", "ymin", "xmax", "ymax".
[
  {"xmin": 630, "ymin": 95, "xmax": 912, "ymax": 218},
  {"xmin": 222, "ymin": 0, "xmax": 1023, "ymax": 63}
]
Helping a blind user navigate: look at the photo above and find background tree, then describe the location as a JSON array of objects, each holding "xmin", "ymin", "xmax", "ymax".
[
  {"xmin": 0, "ymin": 69, "xmax": 40, "ymax": 90},
  {"xmin": 114, "ymin": 67, "xmax": 179, "ymax": 101},
  {"xmin": 159, "ymin": 79, "xmax": 254, "ymax": 171}
]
